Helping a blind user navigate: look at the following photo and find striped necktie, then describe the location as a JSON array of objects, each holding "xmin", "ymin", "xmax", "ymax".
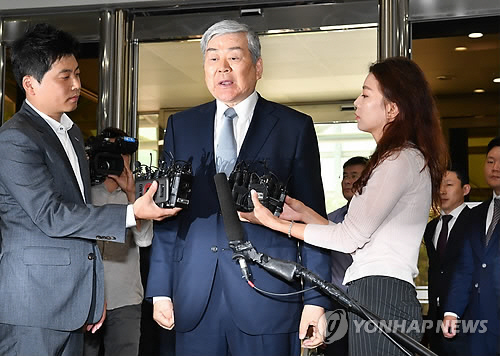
[{"xmin": 484, "ymin": 198, "xmax": 500, "ymax": 246}]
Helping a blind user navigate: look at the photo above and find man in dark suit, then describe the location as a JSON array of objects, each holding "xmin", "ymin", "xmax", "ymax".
[
  {"xmin": 424, "ymin": 168, "xmax": 471, "ymax": 355},
  {"xmin": 443, "ymin": 137, "xmax": 500, "ymax": 356},
  {"xmin": 0, "ymin": 24, "xmax": 177, "ymax": 356},
  {"xmin": 146, "ymin": 19, "xmax": 331, "ymax": 356}
]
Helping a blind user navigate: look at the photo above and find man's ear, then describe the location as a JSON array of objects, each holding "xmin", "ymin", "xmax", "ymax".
[
  {"xmin": 463, "ymin": 184, "xmax": 471, "ymax": 196},
  {"xmin": 22, "ymin": 76, "xmax": 36, "ymax": 96},
  {"xmin": 255, "ymin": 57, "xmax": 263, "ymax": 80},
  {"xmin": 386, "ymin": 101, "xmax": 399, "ymax": 121}
]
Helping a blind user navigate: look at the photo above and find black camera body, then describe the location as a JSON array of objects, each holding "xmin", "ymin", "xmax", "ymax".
[
  {"xmin": 86, "ymin": 135, "xmax": 139, "ymax": 185},
  {"xmin": 135, "ymin": 158, "xmax": 193, "ymax": 209},
  {"xmin": 228, "ymin": 161, "xmax": 288, "ymax": 217}
]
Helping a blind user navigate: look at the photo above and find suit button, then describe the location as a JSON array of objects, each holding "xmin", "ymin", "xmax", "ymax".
[
  {"xmin": 474, "ymin": 283, "xmax": 479, "ymax": 288},
  {"xmin": 482, "ymin": 263, "xmax": 487, "ymax": 268},
  {"xmin": 88, "ymin": 253, "xmax": 96, "ymax": 260},
  {"xmin": 211, "ymin": 246, "xmax": 218, "ymax": 253}
]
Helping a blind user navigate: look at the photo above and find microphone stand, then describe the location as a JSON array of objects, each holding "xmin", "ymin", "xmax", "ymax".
[{"xmin": 231, "ymin": 240, "xmax": 437, "ymax": 356}]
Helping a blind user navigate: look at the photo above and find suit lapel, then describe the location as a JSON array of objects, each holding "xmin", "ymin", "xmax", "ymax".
[
  {"xmin": 471, "ymin": 200, "xmax": 490, "ymax": 257},
  {"xmin": 68, "ymin": 126, "xmax": 91, "ymax": 202},
  {"xmin": 424, "ymin": 218, "xmax": 439, "ymax": 258},
  {"xmin": 22, "ymin": 103, "xmax": 85, "ymax": 202},
  {"xmin": 238, "ymin": 96, "xmax": 279, "ymax": 163}
]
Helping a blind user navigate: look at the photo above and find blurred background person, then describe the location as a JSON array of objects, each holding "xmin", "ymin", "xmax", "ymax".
[
  {"xmin": 84, "ymin": 127, "xmax": 153, "ymax": 356},
  {"xmin": 443, "ymin": 137, "xmax": 500, "ymax": 356},
  {"xmin": 423, "ymin": 168, "xmax": 471, "ymax": 355},
  {"xmin": 324, "ymin": 156, "xmax": 367, "ymax": 356}
]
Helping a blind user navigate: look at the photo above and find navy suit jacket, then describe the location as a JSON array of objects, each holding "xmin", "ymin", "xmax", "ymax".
[
  {"xmin": 445, "ymin": 199, "xmax": 500, "ymax": 355},
  {"xmin": 0, "ymin": 102, "xmax": 127, "ymax": 331},
  {"xmin": 424, "ymin": 206, "xmax": 470, "ymax": 321},
  {"xmin": 147, "ymin": 96, "xmax": 331, "ymax": 334}
]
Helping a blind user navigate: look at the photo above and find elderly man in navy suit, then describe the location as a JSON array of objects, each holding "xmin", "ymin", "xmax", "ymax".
[
  {"xmin": 0, "ymin": 24, "xmax": 178, "ymax": 356},
  {"xmin": 443, "ymin": 138, "xmax": 500, "ymax": 356},
  {"xmin": 146, "ymin": 19, "xmax": 331, "ymax": 356}
]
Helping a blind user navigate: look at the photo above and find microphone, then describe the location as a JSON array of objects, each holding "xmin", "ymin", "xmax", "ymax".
[{"xmin": 214, "ymin": 172, "xmax": 252, "ymax": 282}]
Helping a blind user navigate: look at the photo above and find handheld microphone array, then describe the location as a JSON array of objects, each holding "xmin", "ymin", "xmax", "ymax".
[
  {"xmin": 213, "ymin": 172, "xmax": 437, "ymax": 356},
  {"xmin": 214, "ymin": 172, "xmax": 252, "ymax": 281}
]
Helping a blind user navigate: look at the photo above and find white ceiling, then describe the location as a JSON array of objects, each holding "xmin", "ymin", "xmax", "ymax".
[{"xmin": 138, "ymin": 27, "xmax": 378, "ymax": 113}]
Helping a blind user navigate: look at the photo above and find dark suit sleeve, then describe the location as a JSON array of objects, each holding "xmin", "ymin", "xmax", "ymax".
[
  {"xmin": 0, "ymin": 127, "xmax": 126, "ymax": 241},
  {"xmin": 146, "ymin": 115, "xmax": 179, "ymax": 298},
  {"xmin": 289, "ymin": 116, "xmax": 331, "ymax": 308},
  {"xmin": 444, "ymin": 233, "xmax": 475, "ymax": 317}
]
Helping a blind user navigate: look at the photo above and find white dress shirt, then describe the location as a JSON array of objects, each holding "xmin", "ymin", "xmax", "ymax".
[
  {"xmin": 214, "ymin": 91, "xmax": 258, "ymax": 156},
  {"xmin": 432, "ymin": 203, "xmax": 467, "ymax": 248},
  {"xmin": 26, "ymin": 99, "xmax": 85, "ymax": 201}
]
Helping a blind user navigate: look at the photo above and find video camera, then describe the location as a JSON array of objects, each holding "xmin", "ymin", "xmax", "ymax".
[
  {"xmin": 85, "ymin": 135, "xmax": 139, "ymax": 185},
  {"xmin": 228, "ymin": 161, "xmax": 288, "ymax": 217},
  {"xmin": 135, "ymin": 154, "xmax": 193, "ymax": 209}
]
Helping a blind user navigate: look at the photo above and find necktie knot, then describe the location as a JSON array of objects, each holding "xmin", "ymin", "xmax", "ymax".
[
  {"xmin": 441, "ymin": 214, "xmax": 453, "ymax": 224},
  {"xmin": 224, "ymin": 107, "xmax": 237, "ymax": 120}
]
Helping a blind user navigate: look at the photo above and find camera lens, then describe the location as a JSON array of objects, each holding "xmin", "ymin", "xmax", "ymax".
[{"xmin": 98, "ymin": 160, "xmax": 111, "ymax": 170}]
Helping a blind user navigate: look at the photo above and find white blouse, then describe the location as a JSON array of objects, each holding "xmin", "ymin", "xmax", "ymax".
[{"xmin": 305, "ymin": 147, "xmax": 431, "ymax": 286}]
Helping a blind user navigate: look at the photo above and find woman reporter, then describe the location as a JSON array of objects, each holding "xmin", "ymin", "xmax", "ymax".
[{"xmin": 242, "ymin": 57, "xmax": 448, "ymax": 355}]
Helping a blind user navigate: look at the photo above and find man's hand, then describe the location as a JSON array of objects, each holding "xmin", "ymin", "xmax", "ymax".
[
  {"xmin": 86, "ymin": 301, "xmax": 107, "ymax": 334},
  {"xmin": 299, "ymin": 305, "xmax": 326, "ymax": 349},
  {"xmin": 133, "ymin": 181, "xmax": 182, "ymax": 221},
  {"xmin": 108, "ymin": 154, "xmax": 136, "ymax": 202},
  {"xmin": 442, "ymin": 315, "xmax": 458, "ymax": 338},
  {"xmin": 154, "ymin": 299, "xmax": 175, "ymax": 330}
]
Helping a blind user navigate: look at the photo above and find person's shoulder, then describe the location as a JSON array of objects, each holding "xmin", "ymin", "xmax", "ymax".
[
  {"xmin": 258, "ymin": 96, "xmax": 311, "ymax": 121},
  {"xmin": 470, "ymin": 199, "xmax": 490, "ymax": 215},
  {"xmin": 327, "ymin": 205, "xmax": 347, "ymax": 223},
  {"xmin": 0, "ymin": 111, "xmax": 36, "ymax": 137},
  {"xmin": 170, "ymin": 101, "xmax": 215, "ymax": 122}
]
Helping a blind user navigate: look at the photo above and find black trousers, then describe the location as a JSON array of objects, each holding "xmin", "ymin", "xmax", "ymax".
[
  {"xmin": 347, "ymin": 276, "xmax": 423, "ymax": 356},
  {"xmin": 84, "ymin": 303, "xmax": 142, "ymax": 356}
]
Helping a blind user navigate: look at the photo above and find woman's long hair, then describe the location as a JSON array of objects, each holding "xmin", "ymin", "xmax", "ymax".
[{"xmin": 353, "ymin": 57, "xmax": 448, "ymax": 212}]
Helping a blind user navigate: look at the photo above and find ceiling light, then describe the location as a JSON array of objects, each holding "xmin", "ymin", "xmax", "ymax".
[
  {"xmin": 494, "ymin": 78, "xmax": 500, "ymax": 83},
  {"xmin": 436, "ymin": 75, "xmax": 454, "ymax": 81},
  {"xmin": 468, "ymin": 32, "xmax": 483, "ymax": 39},
  {"xmin": 319, "ymin": 23, "xmax": 377, "ymax": 31},
  {"xmin": 454, "ymin": 46, "xmax": 467, "ymax": 51},
  {"xmin": 473, "ymin": 89, "xmax": 485, "ymax": 93}
]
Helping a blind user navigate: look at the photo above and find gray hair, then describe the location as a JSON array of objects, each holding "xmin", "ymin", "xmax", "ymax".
[{"xmin": 200, "ymin": 20, "xmax": 261, "ymax": 64}]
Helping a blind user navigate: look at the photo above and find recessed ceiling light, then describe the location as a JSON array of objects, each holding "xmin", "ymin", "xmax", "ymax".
[
  {"xmin": 473, "ymin": 89, "xmax": 485, "ymax": 93},
  {"xmin": 468, "ymin": 32, "xmax": 483, "ymax": 39},
  {"xmin": 455, "ymin": 46, "xmax": 467, "ymax": 51},
  {"xmin": 494, "ymin": 78, "xmax": 500, "ymax": 83}
]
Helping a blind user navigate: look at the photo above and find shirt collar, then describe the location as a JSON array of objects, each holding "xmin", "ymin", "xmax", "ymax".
[
  {"xmin": 493, "ymin": 191, "xmax": 500, "ymax": 200},
  {"xmin": 440, "ymin": 202, "xmax": 466, "ymax": 219},
  {"xmin": 216, "ymin": 91, "xmax": 258, "ymax": 122},
  {"xmin": 25, "ymin": 99, "xmax": 74, "ymax": 133}
]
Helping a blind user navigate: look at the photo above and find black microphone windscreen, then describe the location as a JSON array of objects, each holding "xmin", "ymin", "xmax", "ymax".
[{"xmin": 214, "ymin": 173, "xmax": 245, "ymax": 242}]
